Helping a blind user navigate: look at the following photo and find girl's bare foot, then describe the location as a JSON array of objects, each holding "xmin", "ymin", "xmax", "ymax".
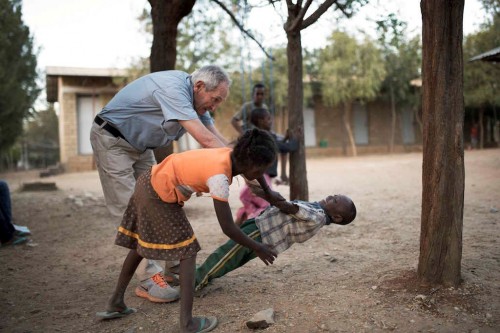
[{"xmin": 183, "ymin": 316, "xmax": 218, "ymax": 333}]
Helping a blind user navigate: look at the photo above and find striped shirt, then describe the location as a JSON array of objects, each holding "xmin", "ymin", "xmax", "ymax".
[{"xmin": 255, "ymin": 201, "xmax": 331, "ymax": 253}]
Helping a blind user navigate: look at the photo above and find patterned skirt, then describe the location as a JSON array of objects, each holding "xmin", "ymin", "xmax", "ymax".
[{"xmin": 115, "ymin": 169, "xmax": 201, "ymax": 261}]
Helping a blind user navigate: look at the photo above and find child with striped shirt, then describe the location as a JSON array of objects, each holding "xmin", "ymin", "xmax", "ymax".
[{"xmin": 195, "ymin": 194, "xmax": 356, "ymax": 291}]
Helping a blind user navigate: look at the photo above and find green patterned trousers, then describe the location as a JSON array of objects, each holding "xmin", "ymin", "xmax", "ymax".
[{"xmin": 195, "ymin": 218, "xmax": 261, "ymax": 290}]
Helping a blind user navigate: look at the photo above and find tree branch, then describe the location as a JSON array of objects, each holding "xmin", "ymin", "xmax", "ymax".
[
  {"xmin": 210, "ymin": 0, "xmax": 275, "ymax": 60},
  {"xmin": 301, "ymin": 0, "xmax": 340, "ymax": 31},
  {"xmin": 288, "ymin": 0, "xmax": 313, "ymax": 32},
  {"xmin": 334, "ymin": 1, "xmax": 352, "ymax": 18}
]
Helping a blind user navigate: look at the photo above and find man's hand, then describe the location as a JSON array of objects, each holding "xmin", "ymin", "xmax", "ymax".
[{"xmin": 254, "ymin": 243, "xmax": 277, "ymax": 265}]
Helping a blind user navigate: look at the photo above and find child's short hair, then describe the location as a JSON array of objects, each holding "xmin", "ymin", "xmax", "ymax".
[
  {"xmin": 233, "ymin": 128, "xmax": 277, "ymax": 167},
  {"xmin": 252, "ymin": 83, "xmax": 265, "ymax": 93},
  {"xmin": 250, "ymin": 108, "xmax": 270, "ymax": 127},
  {"xmin": 339, "ymin": 200, "xmax": 357, "ymax": 225}
]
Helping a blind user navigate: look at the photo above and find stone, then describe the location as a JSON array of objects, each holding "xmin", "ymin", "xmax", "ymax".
[
  {"xmin": 246, "ymin": 308, "xmax": 275, "ymax": 329},
  {"xmin": 21, "ymin": 182, "xmax": 57, "ymax": 192}
]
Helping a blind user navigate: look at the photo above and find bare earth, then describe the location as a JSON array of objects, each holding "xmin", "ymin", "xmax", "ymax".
[{"xmin": 0, "ymin": 150, "xmax": 499, "ymax": 333}]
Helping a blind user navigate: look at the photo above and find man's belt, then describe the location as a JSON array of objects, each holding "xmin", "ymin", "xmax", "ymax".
[{"xmin": 94, "ymin": 116, "xmax": 127, "ymax": 141}]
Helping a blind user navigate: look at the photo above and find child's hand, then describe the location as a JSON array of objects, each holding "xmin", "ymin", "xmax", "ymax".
[
  {"xmin": 254, "ymin": 243, "xmax": 277, "ymax": 265},
  {"xmin": 287, "ymin": 127, "xmax": 303, "ymax": 140},
  {"xmin": 284, "ymin": 128, "xmax": 291, "ymax": 141}
]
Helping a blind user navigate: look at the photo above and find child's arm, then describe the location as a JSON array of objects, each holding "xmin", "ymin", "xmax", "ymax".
[
  {"xmin": 253, "ymin": 176, "xmax": 286, "ymax": 204},
  {"xmin": 213, "ymin": 200, "xmax": 277, "ymax": 265},
  {"xmin": 273, "ymin": 200, "xmax": 299, "ymax": 215},
  {"xmin": 276, "ymin": 127, "xmax": 302, "ymax": 153}
]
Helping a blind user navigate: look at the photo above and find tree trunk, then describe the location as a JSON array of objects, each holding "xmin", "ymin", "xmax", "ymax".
[
  {"xmin": 417, "ymin": 0, "xmax": 465, "ymax": 288},
  {"xmin": 389, "ymin": 83, "xmax": 396, "ymax": 153},
  {"xmin": 414, "ymin": 106, "xmax": 423, "ymax": 136},
  {"xmin": 148, "ymin": 0, "xmax": 196, "ymax": 162},
  {"xmin": 343, "ymin": 102, "xmax": 357, "ymax": 157},
  {"xmin": 479, "ymin": 107, "xmax": 484, "ymax": 149},
  {"xmin": 148, "ymin": 0, "xmax": 195, "ymax": 72},
  {"xmin": 286, "ymin": 29, "xmax": 308, "ymax": 201}
]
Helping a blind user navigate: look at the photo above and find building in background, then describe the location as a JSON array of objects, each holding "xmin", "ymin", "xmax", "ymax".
[{"xmin": 46, "ymin": 67, "xmax": 127, "ymax": 172}]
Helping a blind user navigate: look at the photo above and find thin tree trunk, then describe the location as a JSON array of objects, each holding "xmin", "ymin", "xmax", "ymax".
[
  {"xmin": 148, "ymin": 0, "xmax": 195, "ymax": 72},
  {"xmin": 417, "ymin": 0, "xmax": 465, "ymax": 287},
  {"xmin": 479, "ymin": 107, "xmax": 484, "ymax": 149},
  {"xmin": 286, "ymin": 29, "xmax": 308, "ymax": 201},
  {"xmin": 414, "ymin": 106, "xmax": 423, "ymax": 136},
  {"xmin": 148, "ymin": 0, "xmax": 196, "ymax": 162},
  {"xmin": 340, "ymin": 106, "xmax": 347, "ymax": 156},
  {"xmin": 389, "ymin": 83, "xmax": 396, "ymax": 153},
  {"xmin": 343, "ymin": 102, "xmax": 357, "ymax": 157}
]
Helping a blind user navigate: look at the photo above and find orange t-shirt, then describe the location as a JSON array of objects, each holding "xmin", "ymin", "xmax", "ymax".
[{"xmin": 151, "ymin": 147, "xmax": 233, "ymax": 205}]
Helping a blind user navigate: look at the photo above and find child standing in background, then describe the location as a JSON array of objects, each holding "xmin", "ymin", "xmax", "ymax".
[
  {"xmin": 97, "ymin": 129, "xmax": 281, "ymax": 333},
  {"xmin": 235, "ymin": 108, "xmax": 300, "ymax": 225}
]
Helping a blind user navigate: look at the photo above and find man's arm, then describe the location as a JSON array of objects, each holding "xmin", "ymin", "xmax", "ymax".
[
  {"xmin": 179, "ymin": 118, "xmax": 225, "ymax": 148},
  {"xmin": 205, "ymin": 123, "xmax": 229, "ymax": 146}
]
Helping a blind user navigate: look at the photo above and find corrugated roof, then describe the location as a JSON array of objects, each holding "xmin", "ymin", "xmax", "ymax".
[
  {"xmin": 469, "ymin": 46, "xmax": 500, "ymax": 62},
  {"xmin": 46, "ymin": 66, "xmax": 128, "ymax": 77}
]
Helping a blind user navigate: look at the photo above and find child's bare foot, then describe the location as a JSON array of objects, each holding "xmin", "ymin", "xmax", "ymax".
[
  {"xmin": 183, "ymin": 316, "xmax": 218, "ymax": 333},
  {"xmin": 96, "ymin": 307, "xmax": 136, "ymax": 320},
  {"xmin": 106, "ymin": 296, "xmax": 127, "ymax": 314},
  {"xmin": 95, "ymin": 296, "xmax": 135, "ymax": 320},
  {"xmin": 106, "ymin": 302, "xmax": 127, "ymax": 312}
]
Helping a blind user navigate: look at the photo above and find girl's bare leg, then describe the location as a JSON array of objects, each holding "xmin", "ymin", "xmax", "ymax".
[
  {"xmin": 179, "ymin": 255, "xmax": 196, "ymax": 332},
  {"xmin": 179, "ymin": 255, "xmax": 215, "ymax": 332},
  {"xmin": 107, "ymin": 249, "xmax": 143, "ymax": 312}
]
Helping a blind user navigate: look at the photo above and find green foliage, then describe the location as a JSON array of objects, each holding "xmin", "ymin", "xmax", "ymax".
[
  {"xmin": 22, "ymin": 105, "xmax": 60, "ymax": 168},
  {"xmin": 479, "ymin": 0, "xmax": 500, "ymax": 19},
  {"xmin": 318, "ymin": 31, "xmax": 386, "ymax": 106},
  {"xmin": 0, "ymin": 0, "xmax": 40, "ymax": 154},
  {"xmin": 463, "ymin": 14, "xmax": 500, "ymax": 108},
  {"xmin": 304, "ymin": 48, "xmax": 322, "ymax": 107},
  {"xmin": 376, "ymin": 14, "xmax": 422, "ymax": 106},
  {"xmin": 176, "ymin": 0, "xmax": 237, "ymax": 73},
  {"xmin": 24, "ymin": 105, "xmax": 59, "ymax": 147},
  {"xmin": 132, "ymin": 0, "xmax": 238, "ymax": 75},
  {"xmin": 263, "ymin": 48, "xmax": 288, "ymax": 110}
]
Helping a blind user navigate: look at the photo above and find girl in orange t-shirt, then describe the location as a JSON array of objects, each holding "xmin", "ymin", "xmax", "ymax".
[{"xmin": 98, "ymin": 129, "xmax": 281, "ymax": 333}]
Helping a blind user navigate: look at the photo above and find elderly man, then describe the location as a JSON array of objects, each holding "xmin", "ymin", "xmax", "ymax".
[{"xmin": 90, "ymin": 65, "xmax": 231, "ymax": 303}]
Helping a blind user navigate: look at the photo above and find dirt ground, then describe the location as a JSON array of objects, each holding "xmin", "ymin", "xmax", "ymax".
[{"xmin": 0, "ymin": 150, "xmax": 499, "ymax": 333}]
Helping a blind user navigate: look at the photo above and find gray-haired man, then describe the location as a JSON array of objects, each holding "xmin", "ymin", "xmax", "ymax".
[{"xmin": 90, "ymin": 65, "xmax": 231, "ymax": 303}]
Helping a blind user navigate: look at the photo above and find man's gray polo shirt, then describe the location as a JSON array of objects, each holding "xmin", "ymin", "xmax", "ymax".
[{"xmin": 98, "ymin": 70, "xmax": 214, "ymax": 151}]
